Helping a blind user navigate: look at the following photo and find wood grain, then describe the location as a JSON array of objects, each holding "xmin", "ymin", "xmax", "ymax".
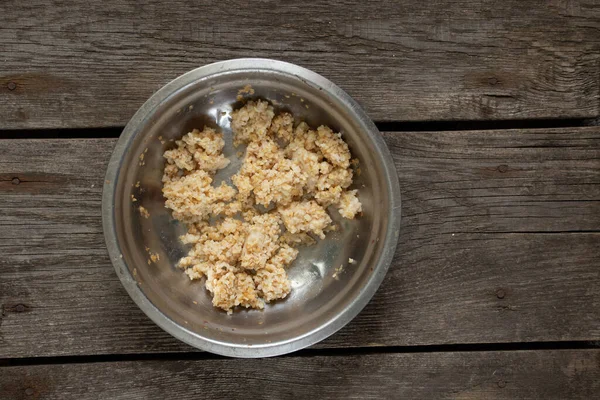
[
  {"xmin": 1, "ymin": 350, "xmax": 599, "ymax": 399},
  {"xmin": 0, "ymin": 0, "xmax": 599, "ymax": 129},
  {"xmin": 1, "ymin": 128, "xmax": 599, "ymax": 358}
]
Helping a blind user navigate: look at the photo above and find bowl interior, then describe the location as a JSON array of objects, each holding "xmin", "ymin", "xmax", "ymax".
[{"xmin": 112, "ymin": 66, "xmax": 393, "ymax": 351}]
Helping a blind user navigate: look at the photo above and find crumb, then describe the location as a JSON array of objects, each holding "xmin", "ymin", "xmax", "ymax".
[
  {"xmin": 232, "ymin": 139, "xmax": 306, "ymax": 207},
  {"xmin": 338, "ymin": 190, "xmax": 362, "ymax": 219},
  {"xmin": 278, "ymin": 200, "xmax": 332, "ymax": 239},
  {"xmin": 163, "ymin": 127, "xmax": 230, "ymax": 174},
  {"xmin": 332, "ymin": 264, "xmax": 344, "ymax": 280},
  {"xmin": 158, "ymin": 136, "xmax": 163, "ymax": 141},
  {"xmin": 237, "ymin": 84, "xmax": 255, "ymax": 96},
  {"xmin": 139, "ymin": 153, "xmax": 145, "ymax": 161},
  {"xmin": 268, "ymin": 113, "xmax": 294, "ymax": 142},
  {"xmin": 189, "ymin": 105, "xmax": 194, "ymax": 110},
  {"xmin": 131, "ymin": 195, "xmax": 137, "ymax": 202},
  {"xmin": 139, "ymin": 206, "xmax": 150, "ymax": 219},
  {"xmin": 349, "ymin": 258, "xmax": 356, "ymax": 264},
  {"xmin": 279, "ymin": 231, "xmax": 316, "ymax": 247},
  {"xmin": 162, "ymin": 99, "xmax": 362, "ymax": 314},
  {"xmin": 150, "ymin": 252, "xmax": 160, "ymax": 263},
  {"xmin": 135, "ymin": 181, "xmax": 140, "ymax": 188},
  {"xmin": 193, "ymin": 301, "xmax": 198, "ymax": 305},
  {"xmin": 315, "ymin": 126, "xmax": 351, "ymax": 168},
  {"xmin": 230, "ymin": 100, "xmax": 275, "ymax": 145},
  {"xmin": 325, "ymin": 224, "xmax": 338, "ymax": 232}
]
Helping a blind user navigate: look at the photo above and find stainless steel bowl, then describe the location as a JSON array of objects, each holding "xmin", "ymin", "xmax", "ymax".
[{"xmin": 102, "ymin": 59, "xmax": 401, "ymax": 357}]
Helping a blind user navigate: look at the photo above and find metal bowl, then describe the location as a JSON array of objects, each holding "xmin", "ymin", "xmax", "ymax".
[{"xmin": 102, "ymin": 59, "xmax": 401, "ymax": 357}]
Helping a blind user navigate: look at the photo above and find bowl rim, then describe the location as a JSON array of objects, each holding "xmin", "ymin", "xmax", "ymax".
[{"xmin": 102, "ymin": 58, "xmax": 401, "ymax": 358}]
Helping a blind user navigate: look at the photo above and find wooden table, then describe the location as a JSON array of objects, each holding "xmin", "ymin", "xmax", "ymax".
[{"xmin": 1, "ymin": 1, "xmax": 599, "ymax": 398}]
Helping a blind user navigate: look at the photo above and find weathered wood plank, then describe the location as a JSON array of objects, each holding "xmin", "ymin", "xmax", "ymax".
[
  {"xmin": 0, "ymin": 0, "xmax": 599, "ymax": 129},
  {"xmin": 1, "ymin": 127, "xmax": 599, "ymax": 357},
  {"xmin": 1, "ymin": 350, "xmax": 599, "ymax": 399}
]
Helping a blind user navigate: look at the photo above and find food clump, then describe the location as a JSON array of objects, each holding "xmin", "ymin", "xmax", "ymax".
[{"xmin": 162, "ymin": 99, "xmax": 362, "ymax": 313}]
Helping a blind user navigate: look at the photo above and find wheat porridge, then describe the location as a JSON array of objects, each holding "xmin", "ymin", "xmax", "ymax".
[{"xmin": 162, "ymin": 99, "xmax": 362, "ymax": 314}]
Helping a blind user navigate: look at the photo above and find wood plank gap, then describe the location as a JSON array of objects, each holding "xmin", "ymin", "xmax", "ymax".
[
  {"xmin": 0, "ymin": 117, "xmax": 598, "ymax": 139},
  {"xmin": 2, "ymin": 340, "xmax": 599, "ymax": 368},
  {"xmin": 0, "ymin": 127, "xmax": 123, "ymax": 139}
]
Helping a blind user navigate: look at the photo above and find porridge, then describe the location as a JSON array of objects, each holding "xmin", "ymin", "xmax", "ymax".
[{"xmin": 162, "ymin": 99, "xmax": 362, "ymax": 313}]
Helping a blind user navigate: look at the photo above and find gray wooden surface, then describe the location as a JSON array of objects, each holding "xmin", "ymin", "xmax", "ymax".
[
  {"xmin": 2, "ymin": 350, "xmax": 599, "ymax": 399},
  {"xmin": 2, "ymin": 3, "xmax": 600, "ymax": 393},
  {"xmin": 1, "ymin": 127, "xmax": 598, "ymax": 358},
  {"xmin": 1, "ymin": 0, "xmax": 599, "ymax": 129}
]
